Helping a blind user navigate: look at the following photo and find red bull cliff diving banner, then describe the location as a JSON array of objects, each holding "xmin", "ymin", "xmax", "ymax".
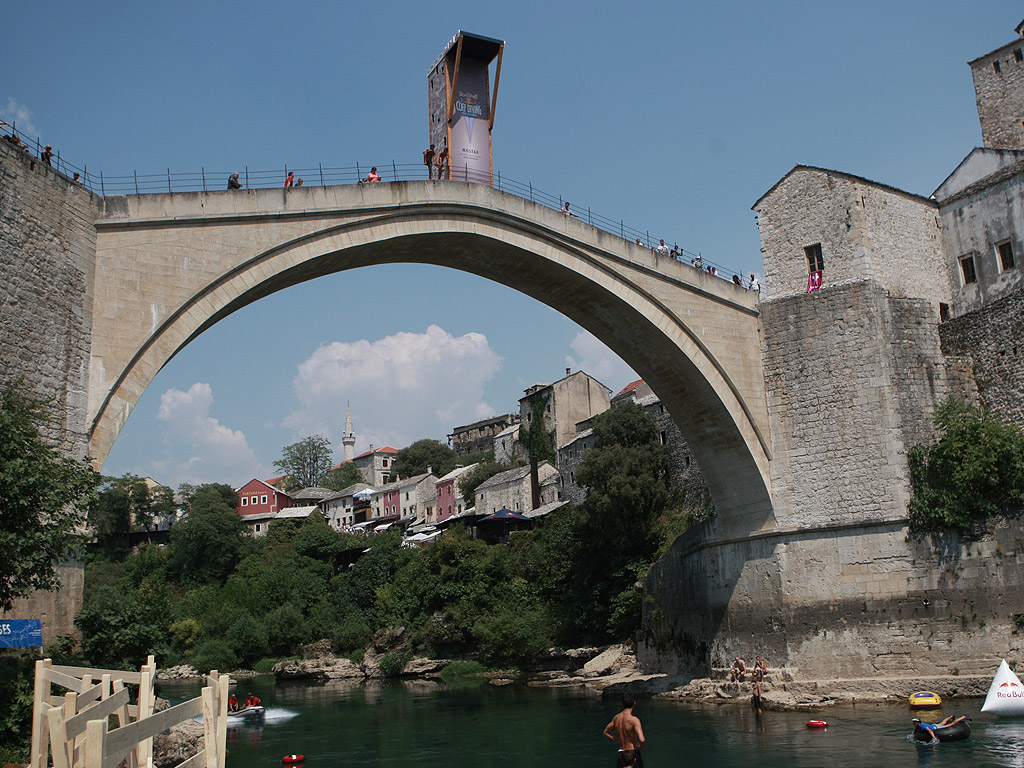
[{"xmin": 428, "ymin": 32, "xmax": 504, "ymax": 183}]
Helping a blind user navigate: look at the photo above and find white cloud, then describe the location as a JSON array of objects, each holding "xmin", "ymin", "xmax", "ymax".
[
  {"xmin": 0, "ymin": 98, "xmax": 38, "ymax": 137},
  {"xmin": 284, "ymin": 324, "xmax": 502, "ymax": 452},
  {"xmin": 142, "ymin": 382, "xmax": 272, "ymax": 488},
  {"xmin": 565, "ymin": 330, "xmax": 638, "ymax": 395}
]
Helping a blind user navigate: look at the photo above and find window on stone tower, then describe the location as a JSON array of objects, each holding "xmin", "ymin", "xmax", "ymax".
[
  {"xmin": 994, "ymin": 60, "xmax": 1002, "ymax": 73},
  {"xmin": 805, "ymin": 243, "xmax": 824, "ymax": 273},
  {"xmin": 960, "ymin": 254, "xmax": 978, "ymax": 285},
  {"xmin": 1015, "ymin": 49, "xmax": 1023, "ymax": 63},
  {"xmin": 998, "ymin": 240, "xmax": 1015, "ymax": 271}
]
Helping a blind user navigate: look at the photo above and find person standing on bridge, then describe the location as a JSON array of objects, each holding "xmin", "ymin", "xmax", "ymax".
[
  {"xmin": 284, "ymin": 171, "xmax": 294, "ymax": 188},
  {"xmin": 749, "ymin": 274, "xmax": 760, "ymax": 292},
  {"xmin": 362, "ymin": 167, "xmax": 381, "ymax": 183},
  {"xmin": 423, "ymin": 144, "xmax": 436, "ymax": 179},
  {"xmin": 435, "ymin": 146, "xmax": 449, "ymax": 179},
  {"xmin": 656, "ymin": 239, "xmax": 670, "ymax": 256},
  {"xmin": 227, "ymin": 173, "xmax": 242, "ymax": 190}
]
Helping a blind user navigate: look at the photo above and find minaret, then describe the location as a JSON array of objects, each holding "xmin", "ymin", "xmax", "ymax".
[{"xmin": 343, "ymin": 403, "xmax": 356, "ymax": 462}]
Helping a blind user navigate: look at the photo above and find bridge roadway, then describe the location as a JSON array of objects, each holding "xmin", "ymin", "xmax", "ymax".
[{"xmin": 91, "ymin": 180, "xmax": 772, "ymax": 531}]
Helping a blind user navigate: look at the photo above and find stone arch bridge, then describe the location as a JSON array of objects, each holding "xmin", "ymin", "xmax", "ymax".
[{"xmin": 91, "ymin": 181, "xmax": 770, "ymax": 531}]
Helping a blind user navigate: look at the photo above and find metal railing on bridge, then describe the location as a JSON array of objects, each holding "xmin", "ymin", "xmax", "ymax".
[{"xmin": 2, "ymin": 121, "xmax": 755, "ymax": 287}]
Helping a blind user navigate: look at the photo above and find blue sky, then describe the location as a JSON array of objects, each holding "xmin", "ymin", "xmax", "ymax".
[{"xmin": 4, "ymin": 1, "xmax": 1020, "ymax": 488}]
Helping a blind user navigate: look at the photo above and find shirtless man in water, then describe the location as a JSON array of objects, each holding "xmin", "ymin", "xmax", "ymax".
[{"xmin": 604, "ymin": 695, "xmax": 646, "ymax": 767}]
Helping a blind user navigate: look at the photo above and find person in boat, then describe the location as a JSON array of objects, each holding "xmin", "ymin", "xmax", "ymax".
[
  {"xmin": 228, "ymin": 694, "xmax": 238, "ymax": 713},
  {"xmin": 913, "ymin": 715, "xmax": 968, "ymax": 743},
  {"xmin": 603, "ymin": 695, "xmax": 645, "ymax": 768},
  {"xmin": 243, "ymin": 695, "xmax": 253, "ymax": 709},
  {"xmin": 250, "ymin": 694, "xmax": 262, "ymax": 707}
]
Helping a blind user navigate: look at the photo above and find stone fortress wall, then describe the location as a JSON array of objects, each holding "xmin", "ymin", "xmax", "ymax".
[
  {"xmin": 0, "ymin": 141, "xmax": 99, "ymax": 643},
  {"xmin": 971, "ymin": 30, "xmax": 1024, "ymax": 151}
]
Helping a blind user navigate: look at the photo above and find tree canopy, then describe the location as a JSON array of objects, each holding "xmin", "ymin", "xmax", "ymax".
[
  {"xmin": 89, "ymin": 474, "xmax": 176, "ymax": 556},
  {"xmin": 169, "ymin": 483, "xmax": 246, "ymax": 585},
  {"xmin": 322, "ymin": 462, "xmax": 364, "ymax": 491},
  {"xmin": 390, "ymin": 439, "xmax": 456, "ymax": 480},
  {"xmin": 274, "ymin": 436, "xmax": 334, "ymax": 488},
  {"xmin": 0, "ymin": 384, "xmax": 100, "ymax": 611}
]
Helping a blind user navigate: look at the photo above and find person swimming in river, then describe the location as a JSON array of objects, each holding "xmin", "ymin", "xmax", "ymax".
[{"xmin": 604, "ymin": 695, "xmax": 645, "ymax": 768}]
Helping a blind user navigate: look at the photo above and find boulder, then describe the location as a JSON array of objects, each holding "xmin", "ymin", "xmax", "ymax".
[
  {"xmin": 371, "ymin": 626, "xmax": 409, "ymax": 653},
  {"xmin": 402, "ymin": 657, "xmax": 451, "ymax": 676},
  {"xmin": 156, "ymin": 664, "xmax": 199, "ymax": 681},
  {"xmin": 302, "ymin": 638, "xmax": 334, "ymax": 659},
  {"xmin": 273, "ymin": 656, "xmax": 364, "ymax": 680},
  {"xmin": 581, "ymin": 645, "xmax": 637, "ymax": 677},
  {"xmin": 153, "ymin": 719, "xmax": 204, "ymax": 768}
]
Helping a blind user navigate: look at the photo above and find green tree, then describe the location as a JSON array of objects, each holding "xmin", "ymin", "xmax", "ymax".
[
  {"xmin": 322, "ymin": 462, "xmax": 364, "ymax": 491},
  {"xmin": 89, "ymin": 474, "xmax": 173, "ymax": 556},
  {"xmin": 572, "ymin": 402, "xmax": 675, "ymax": 639},
  {"xmin": 169, "ymin": 484, "xmax": 245, "ymax": 585},
  {"xmin": 909, "ymin": 398, "xmax": 1024, "ymax": 531},
  {"xmin": 390, "ymin": 439, "xmax": 456, "ymax": 480},
  {"xmin": 0, "ymin": 384, "xmax": 100, "ymax": 610},
  {"xmin": 520, "ymin": 394, "xmax": 556, "ymax": 464},
  {"xmin": 274, "ymin": 436, "xmax": 335, "ymax": 488}
]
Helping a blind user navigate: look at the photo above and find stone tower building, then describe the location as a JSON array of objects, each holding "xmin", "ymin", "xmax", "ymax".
[
  {"xmin": 970, "ymin": 19, "xmax": 1024, "ymax": 150},
  {"xmin": 343, "ymin": 403, "xmax": 356, "ymax": 462}
]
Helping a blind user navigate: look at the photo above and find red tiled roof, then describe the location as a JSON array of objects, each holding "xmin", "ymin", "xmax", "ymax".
[
  {"xmin": 613, "ymin": 379, "xmax": 645, "ymax": 400},
  {"xmin": 264, "ymin": 476, "xmax": 286, "ymax": 487},
  {"xmin": 330, "ymin": 446, "xmax": 399, "ymax": 470}
]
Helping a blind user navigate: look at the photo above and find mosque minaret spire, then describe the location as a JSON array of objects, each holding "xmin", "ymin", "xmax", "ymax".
[{"xmin": 343, "ymin": 403, "xmax": 356, "ymax": 462}]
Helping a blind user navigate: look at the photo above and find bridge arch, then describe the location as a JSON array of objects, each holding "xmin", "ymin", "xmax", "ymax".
[{"xmin": 91, "ymin": 182, "xmax": 772, "ymax": 528}]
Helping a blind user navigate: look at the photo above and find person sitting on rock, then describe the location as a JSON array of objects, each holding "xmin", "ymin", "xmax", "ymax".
[{"xmin": 730, "ymin": 657, "xmax": 747, "ymax": 682}]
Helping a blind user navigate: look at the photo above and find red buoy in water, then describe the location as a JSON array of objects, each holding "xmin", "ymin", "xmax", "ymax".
[
  {"xmin": 806, "ymin": 720, "xmax": 828, "ymax": 729},
  {"xmin": 282, "ymin": 756, "xmax": 305, "ymax": 764}
]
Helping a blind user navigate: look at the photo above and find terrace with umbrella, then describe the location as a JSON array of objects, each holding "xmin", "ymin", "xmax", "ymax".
[{"xmin": 475, "ymin": 507, "xmax": 534, "ymax": 544}]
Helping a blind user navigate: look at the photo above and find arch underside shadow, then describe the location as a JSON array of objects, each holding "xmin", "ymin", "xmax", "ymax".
[{"xmin": 93, "ymin": 221, "xmax": 772, "ymax": 527}]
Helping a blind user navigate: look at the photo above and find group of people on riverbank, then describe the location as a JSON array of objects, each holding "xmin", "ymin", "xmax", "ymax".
[{"xmin": 731, "ymin": 655, "xmax": 768, "ymax": 714}]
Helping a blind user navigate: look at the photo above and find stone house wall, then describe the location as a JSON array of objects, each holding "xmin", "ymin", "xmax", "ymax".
[
  {"xmin": 753, "ymin": 167, "xmax": 950, "ymax": 308},
  {"xmin": 937, "ymin": 165, "xmax": 1024, "ymax": 314}
]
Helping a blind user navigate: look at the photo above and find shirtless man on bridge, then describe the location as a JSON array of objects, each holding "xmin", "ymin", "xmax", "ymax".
[{"xmin": 603, "ymin": 695, "xmax": 646, "ymax": 767}]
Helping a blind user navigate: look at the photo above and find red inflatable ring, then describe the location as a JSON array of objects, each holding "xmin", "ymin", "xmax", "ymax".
[
  {"xmin": 282, "ymin": 756, "xmax": 305, "ymax": 764},
  {"xmin": 806, "ymin": 720, "xmax": 828, "ymax": 729}
]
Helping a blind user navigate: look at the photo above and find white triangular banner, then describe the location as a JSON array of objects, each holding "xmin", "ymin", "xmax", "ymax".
[{"xmin": 982, "ymin": 659, "xmax": 1024, "ymax": 715}]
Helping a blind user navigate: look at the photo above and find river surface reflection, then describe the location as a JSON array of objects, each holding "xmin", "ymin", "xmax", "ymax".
[{"xmin": 158, "ymin": 677, "xmax": 1024, "ymax": 767}]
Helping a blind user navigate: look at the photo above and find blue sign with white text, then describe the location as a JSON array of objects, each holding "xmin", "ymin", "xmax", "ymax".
[{"xmin": 0, "ymin": 620, "xmax": 43, "ymax": 647}]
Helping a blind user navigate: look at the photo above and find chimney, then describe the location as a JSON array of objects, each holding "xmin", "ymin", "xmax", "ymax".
[{"xmin": 566, "ymin": 367, "xmax": 571, "ymax": 376}]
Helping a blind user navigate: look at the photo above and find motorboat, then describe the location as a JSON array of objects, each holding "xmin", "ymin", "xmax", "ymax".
[{"xmin": 227, "ymin": 705, "xmax": 266, "ymax": 721}]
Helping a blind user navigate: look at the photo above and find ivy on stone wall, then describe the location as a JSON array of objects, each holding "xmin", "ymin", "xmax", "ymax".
[{"xmin": 908, "ymin": 398, "xmax": 1024, "ymax": 532}]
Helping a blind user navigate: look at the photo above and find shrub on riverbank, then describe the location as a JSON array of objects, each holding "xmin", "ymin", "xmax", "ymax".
[{"xmin": 909, "ymin": 398, "xmax": 1024, "ymax": 531}]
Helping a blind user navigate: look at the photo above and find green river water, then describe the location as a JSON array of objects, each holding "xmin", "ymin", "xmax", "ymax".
[{"xmin": 159, "ymin": 677, "xmax": 1023, "ymax": 767}]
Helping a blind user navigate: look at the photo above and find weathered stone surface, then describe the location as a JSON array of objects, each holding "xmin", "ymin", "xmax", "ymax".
[
  {"xmin": 580, "ymin": 645, "xmax": 637, "ymax": 678},
  {"xmin": 940, "ymin": 285, "xmax": 1024, "ymax": 428},
  {"xmin": 273, "ymin": 656, "xmax": 363, "ymax": 680},
  {"xmin": 153, "ymin": 719, "xmax": 203, "ymax": 768},
  {"xmin": 402, "ymin": 656, "xmax": 451, "ymax": 676},
  {"xmin": 371, "ymin": 626, "xmax": 409, "ymax": 653},
  {"xmin": 302, "ymin": 638, "xmax": 334, "ymax": 659},
  {"xmin": 156, "ymin": 664, "xmax": 200, "ymax": 680}
]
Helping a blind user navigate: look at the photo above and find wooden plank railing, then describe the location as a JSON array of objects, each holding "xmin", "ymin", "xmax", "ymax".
[{"xmin": 30, "ymin": 656, "xmax": 228, "ymax": 768}]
